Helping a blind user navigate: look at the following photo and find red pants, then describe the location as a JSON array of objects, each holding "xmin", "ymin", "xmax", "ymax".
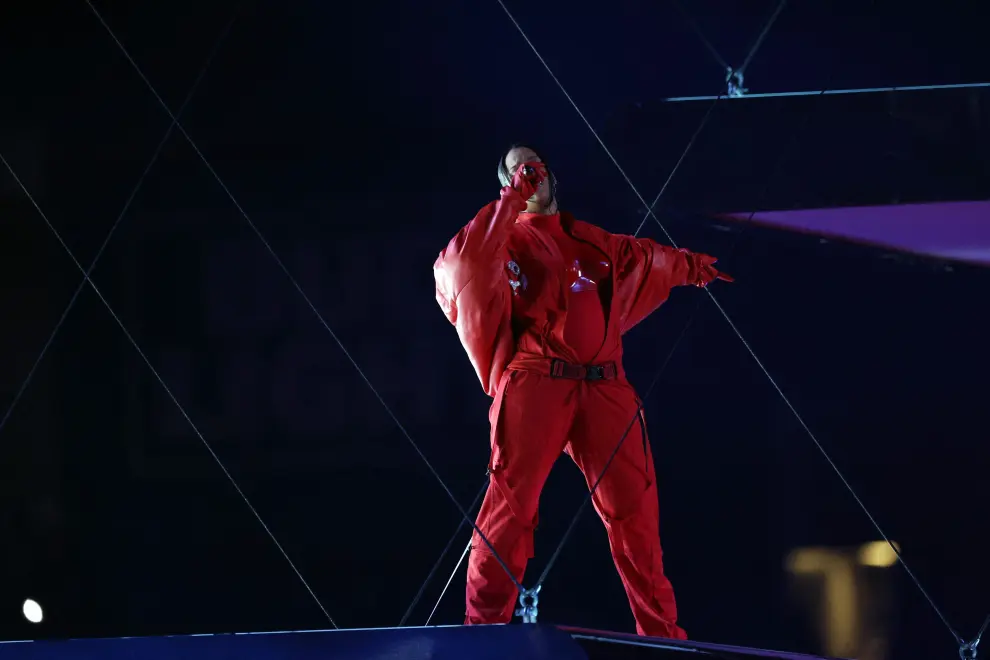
[{"xmin": 464, "ymin": 368, "xmax": 687, "ymax": 639}]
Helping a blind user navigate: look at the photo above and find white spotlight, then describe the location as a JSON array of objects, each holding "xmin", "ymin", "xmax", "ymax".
[{"xmin": 22, "ymin": 599, "xmax": 43, "ymax": 624}]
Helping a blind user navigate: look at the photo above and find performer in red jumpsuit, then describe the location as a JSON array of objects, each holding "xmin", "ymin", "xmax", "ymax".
[{"xmin": 433, "ymin": 145, "xmax": 731, "ymax": 639}]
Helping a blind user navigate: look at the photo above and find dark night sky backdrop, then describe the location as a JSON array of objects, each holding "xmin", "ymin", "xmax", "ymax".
[{"xmin": 1, "ymin": 1, "xmax": 988, "ymax": 660}]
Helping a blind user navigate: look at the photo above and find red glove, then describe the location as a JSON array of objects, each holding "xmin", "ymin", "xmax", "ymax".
[
  {"xmin": 694, "ymin": 253, "xmax": 733, "ymax": 287},
  {"xmin": 510, "ymin": 161, "xmax": 547, "ymax": 200}
]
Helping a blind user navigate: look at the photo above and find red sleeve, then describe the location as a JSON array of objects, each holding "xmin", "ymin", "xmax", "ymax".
[
  {"xmin": 434, "ymin": 187, "xmax": 528, "ymax": 396},
  {"xmin": 613, "ymin": 235, "xmax": 716, "ymax": 335}
]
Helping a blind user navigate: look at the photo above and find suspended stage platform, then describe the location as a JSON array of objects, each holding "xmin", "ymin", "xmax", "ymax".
[{"xmin": 0, "ymin": 623, "xmax": 841, "ymax": 660}]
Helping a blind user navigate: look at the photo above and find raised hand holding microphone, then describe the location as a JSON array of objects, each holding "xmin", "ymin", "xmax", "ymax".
[{"xmin": 510, "ymin": 161, "xmax": 547, "ymax": 201}]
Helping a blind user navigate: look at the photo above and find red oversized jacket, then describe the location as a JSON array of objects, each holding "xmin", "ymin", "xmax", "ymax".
[{"xmin": 434, "ymin": 187, "xmax": 716, "ymax": 396}]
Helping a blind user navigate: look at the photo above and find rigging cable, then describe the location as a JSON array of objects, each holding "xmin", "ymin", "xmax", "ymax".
[
  {"xmin": 666, "ymin": 0, "xmax": 730, "ymax": 73},
  {"xmin": 0, "ymin": 19, "xmax": 230, "ymax": 439},
  {"xmin": 495, "ymin": 0, "xmax": 963, "ymax": 645},
  {"xmin": 80, "ymin": 0, "xmax": 526, "ymax": 603},
  {"xmin": 399, "ymin": 477, "xmax": 489, "ymax": 627},
  {"xmin": 737, "ymin": 0, "xmax": 787, "ymax": 79},
  {"xmin": 427, "ymin": 540, "xmax": 473, "ymax": 627},
  {"xmin": 0, "ymin": 14, "xmax": 347, "ymax": 630}
]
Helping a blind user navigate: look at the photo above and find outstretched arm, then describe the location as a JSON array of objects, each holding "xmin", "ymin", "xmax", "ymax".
[{"xmin": 613, "ymin": 235, "xmax": 731, "ymax": 335}]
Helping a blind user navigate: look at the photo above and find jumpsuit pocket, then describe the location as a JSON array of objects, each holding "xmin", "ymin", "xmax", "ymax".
[{"xmin": 487, "ymin": 370, "xmax": 516, "ymax": 473}]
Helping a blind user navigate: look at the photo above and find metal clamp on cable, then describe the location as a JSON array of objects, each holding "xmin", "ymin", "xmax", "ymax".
[
  {"xmin": 726, "ymin": 67, "xmax": 748, "ymax": 97},
  {"xmin": 515, "ymin": 585, "xmax": 541, "ymax": 624},
  {"xmin": 959, "ymin": 614, "xmax": 989, "ymax": 660}
]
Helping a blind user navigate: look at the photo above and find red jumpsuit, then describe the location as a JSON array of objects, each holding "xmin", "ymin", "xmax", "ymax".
[{"xmin": 434, "ymin": 186, "xmax": 723, "ymax": 639}]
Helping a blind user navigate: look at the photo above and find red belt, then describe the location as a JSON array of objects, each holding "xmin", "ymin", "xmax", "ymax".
[{"xmin": 549, "ymin": 359, "xmax": 617, "ymax": 381}]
